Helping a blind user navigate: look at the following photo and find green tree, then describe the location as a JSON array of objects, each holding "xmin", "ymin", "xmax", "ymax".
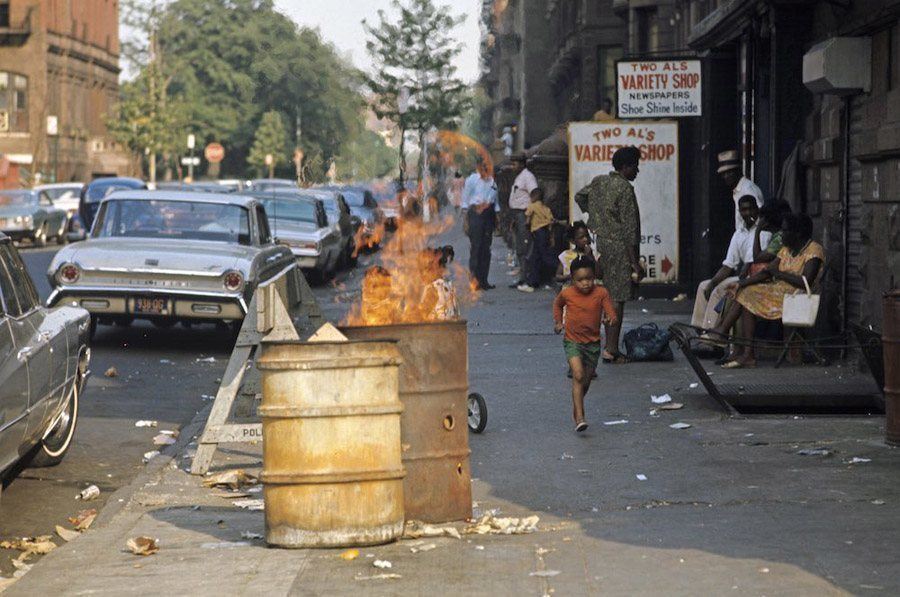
[
  {"xmin": 248, "ymin": 110, "xmax": 289, "ymax": 177},
  {"xmin": 363, "ymin": 0, "xmax": 471, "ymax": 185},
  {"xmin": 334, "ymin": 128, "xmax": 398, "ymax": 182},
  {"xmin": 158, "ymin": 0, "xmax": 362, "ymax": 179},
  {"xmin": 111, "ymin": 0, "xmax": 184, "ymax": 182}
]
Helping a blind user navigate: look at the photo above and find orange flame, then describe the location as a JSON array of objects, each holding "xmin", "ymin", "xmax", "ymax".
[{"xmin": 343, "ymin": 209, "xmax": 479, "ymax": 326}]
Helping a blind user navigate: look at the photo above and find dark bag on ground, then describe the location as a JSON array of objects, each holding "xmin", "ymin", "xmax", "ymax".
[{"xmin": 624, "ymin": 323, "xmax": 674, "ymax": 362}]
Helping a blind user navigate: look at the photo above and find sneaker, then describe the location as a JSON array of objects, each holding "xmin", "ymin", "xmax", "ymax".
[
  {"xmin": 542, "ymin": 284, "xmax": 553, "ymax": 291},
  {"xmin": 517, "ymin": 283, "xmax": 535, "ymax": 293},
  {"xmin": 576, "ymin": 421, "xmax": 589, "ymax": 433}
]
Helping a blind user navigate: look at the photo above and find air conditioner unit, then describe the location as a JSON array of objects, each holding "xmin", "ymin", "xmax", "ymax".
[{"xmin": 803, "ymin": 37, "xmax": 872, "ymax": 95}]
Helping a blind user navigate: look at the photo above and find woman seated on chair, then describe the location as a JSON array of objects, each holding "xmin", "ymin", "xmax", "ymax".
[{"xmin": 710, "ymin": 213, "xmax": 824, "ymax": 369}]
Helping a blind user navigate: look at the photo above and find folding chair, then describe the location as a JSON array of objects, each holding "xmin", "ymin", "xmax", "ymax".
[{"xmin": 775, "ymin": 266, "xmax": 828, "ymax": 368}]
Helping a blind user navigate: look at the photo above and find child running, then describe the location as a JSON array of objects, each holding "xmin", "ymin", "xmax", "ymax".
[{"xmin": 553, "ymin": 256, "xmax": 617, "ymax": 432}]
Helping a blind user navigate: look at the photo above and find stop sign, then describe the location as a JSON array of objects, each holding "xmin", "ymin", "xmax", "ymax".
[{"xmin": 204, "ymin": 142, "xmax": 225, "ymax": 163}]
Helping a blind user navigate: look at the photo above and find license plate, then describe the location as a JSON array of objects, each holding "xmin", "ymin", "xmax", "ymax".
[{"xmin": 133, "ymin": 297, "xmax": 168, "ymax": 315}]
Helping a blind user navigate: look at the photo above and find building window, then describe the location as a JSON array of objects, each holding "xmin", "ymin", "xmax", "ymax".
[
  {"xmin": 0, "ymin": 72, "xmax": 28, "ymax": 133},
  {"xmin": 0, "ymin": 2, "xmax": 9, "ymax": 28},
  {"xmin": 598, "ymin": 45, "xmax": 623, "ymax": 112},
  {"xmin": 636, "ymin": 8, "xmax": 660, "ymax": 54}
]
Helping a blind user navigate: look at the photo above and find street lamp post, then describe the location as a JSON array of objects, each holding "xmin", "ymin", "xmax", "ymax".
[{"xmin": 47, "ymin": 115, "xmax": 59, "ymax": 183}]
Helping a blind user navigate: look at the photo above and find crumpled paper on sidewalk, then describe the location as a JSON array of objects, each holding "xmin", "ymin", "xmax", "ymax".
[
  {"xmin": 0, "ymin": 536, "xmax": 57, "ymax": 557},
  {"xmin": 202, "ymin": 469, "xmax": 258, "ymax": 490},
  {"xmin": 126, "ymin": 536, "xmax": 159, "ymax": 556},
  {"xmin": 464, "ymin": 514, "xmax": 540, "ymax": 535}
]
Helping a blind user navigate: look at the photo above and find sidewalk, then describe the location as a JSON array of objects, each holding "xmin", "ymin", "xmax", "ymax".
[{"xmin": 7, "ymin": 224, "xmax": 898, "ymax": 596}]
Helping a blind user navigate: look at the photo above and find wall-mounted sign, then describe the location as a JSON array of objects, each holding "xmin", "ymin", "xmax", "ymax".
[
  {"xmin": 568, "ymin": 121, "xmax": 680, "ymax": 283},
  {"xmin": 616, "ymin": 59, "xmax": 701, "ymax": 118}
]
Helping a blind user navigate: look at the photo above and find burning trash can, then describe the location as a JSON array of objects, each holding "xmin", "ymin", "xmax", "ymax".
[
  {"xmin": 257, "ymin": 338, "xmax": 405, "ymax": 548},
  {"xmin": 342, "ymin": 320, "xmax": 473, "ymax": 523}
]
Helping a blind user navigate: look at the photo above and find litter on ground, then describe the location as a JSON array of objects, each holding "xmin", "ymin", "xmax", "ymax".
[
  {"xmin": 142, "ymin": 450, "xmax": 160, "ymax": 463},
  {"xmin": 135, "ymin": 420, "xmax": 158, "ymax": 428},
  {"xmin": 76, "ymin": 485, "xmax": 100, "ymax": 501},
  {"xmin": 55, "ymin": 525, "xmax": 81, "ymax": 542},
  {"xmin": 530, "ymin": 570, "xmax": 561, "ymax": 578},
  {"xmin": 603, "ymin": 420, "xmax": 629, "ymax": 426},
  {"xmin": 797, "ymin": 447, "xmax": 832, "ymax": 456},
  {"xmin": 232, "ymin": 499, "xmax": 264, "ymax": 511},
  {"xmin": 373, "ymin": 560, "xmax": 392, "ymax": 569},
  {"xmin": 104, "ymin": 367, "xmax": 118, "ymax": 378},
  {"xmin": 636, "ymin": 474, "xmax": 648, "ymax": 481},
  {"xmin": 848, "ymin": 457, "xmax": 872, "ymax": 464},
  {"xmin": 126, "ymin": 536, "xmax": 159, "ymax": 556},
  {"xmin": 202, "ymin": 469, "xmax": 258, "ymax": 490},
  {"xmin": 669, "ymin": 422, "xmax": 692, "ymax": 430},
  {"xmin": 651, "ymin": 394, "xmax": 672, "ymax": 404}
]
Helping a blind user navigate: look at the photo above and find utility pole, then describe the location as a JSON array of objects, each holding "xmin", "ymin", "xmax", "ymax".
[
  {"xmin": 397, "ymin": 86, "xmax": 410, "ymax": 190},
  {"xmin": 295, "ymin": 106, "xmax": 302, "ymax": 184}
]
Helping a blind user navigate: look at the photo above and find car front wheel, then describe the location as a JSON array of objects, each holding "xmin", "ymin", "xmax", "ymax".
[
  {"xmin": 33, "ymin": 224, "xmax": 47, "ymax": 248},
  {"xmin": 29, "ymin": 378, "xmax": 79, "ymax": 467}
]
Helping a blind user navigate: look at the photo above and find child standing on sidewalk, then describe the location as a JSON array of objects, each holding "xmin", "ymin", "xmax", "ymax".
[
  {"xmin": 553, "ymin": 256, "xmax": 618, "ymax": 432},
  {"xmin": 518, "ymin": 188, "xmax": 559, "ymax": 292},
  {"xmin": 555, "ymin": 221, "xmax": 601, "ymax": 283}
]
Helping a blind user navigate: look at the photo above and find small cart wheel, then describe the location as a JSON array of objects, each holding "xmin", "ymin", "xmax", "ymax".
[{"xmin": 467, "ymin": 392, "xmax": 487, "ymax": 433}]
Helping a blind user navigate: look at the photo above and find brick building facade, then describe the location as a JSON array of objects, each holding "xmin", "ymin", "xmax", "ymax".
[{"xmin": 0, "ymin": 0, "xmax": 129, "ymax": 187}]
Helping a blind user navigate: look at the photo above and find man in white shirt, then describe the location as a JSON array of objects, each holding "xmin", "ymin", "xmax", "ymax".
[
  {"xmin": 462, "ymin": 160, "xmax": 500, "ymax": 290},
  {"xmin": 692, "ymin": 195, "xmax": 771, "ymax": 329},
  {"xmin": 507, "ymin": 153, "xmax": 538, "ymax": 285},
  {"xmin": 717, "ymin": 149, "xmax": 764, "ymax": 231}
]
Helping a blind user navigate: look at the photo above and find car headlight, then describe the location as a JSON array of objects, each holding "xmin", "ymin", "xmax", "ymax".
[
  {"xmin": 14, "ymin": 216, "xmax": 32, "ymax": 226},
  {"xmin": 56, "ymin": 263, "xmax": 81, "ymax": 284},
  {"xmin": 222, "ymin": 270, "xmax": 245, "ymax": 292}
]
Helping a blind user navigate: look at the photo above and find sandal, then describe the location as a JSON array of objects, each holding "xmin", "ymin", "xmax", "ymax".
[
  {"xmin": 575, "ymin": 421, "xmax": 589, "ymax": 432},
  {"xmin": 602, "ymin": 352, "xmax": 629, "ymax": 364},
  {"xmin": 721, "ymin": 359, "xmax": 756, "ymax": 369},
  {"xmin": 699, "ymin": 330, "xmax": 729, "ymax": 348}
]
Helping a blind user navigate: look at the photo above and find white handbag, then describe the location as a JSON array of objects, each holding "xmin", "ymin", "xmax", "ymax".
[{"xmin": 782, "ymin": 276, "xmax": 820, "ymax": 328}]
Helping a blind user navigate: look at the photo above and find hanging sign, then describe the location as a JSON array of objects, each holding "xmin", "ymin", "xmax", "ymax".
[
  {"xmin": 616, "ymin": 59, "xmax": 702, "ymax": 118},
  {"xmin": 568, "ymin": 121, "xmax": 679, "ymax": 283}
]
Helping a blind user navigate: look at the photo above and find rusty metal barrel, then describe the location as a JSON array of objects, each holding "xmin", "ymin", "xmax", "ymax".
[
  {"xmin": 257, "ymin": 339, "xmax": 405, "ymax": 547},
  {"xmin": 883, "ymin": 290, "xmax": 900, "ymax": 446},
  {"xmin": 341, "ymin": 321, "xmax": 472, "ymax": 523}
]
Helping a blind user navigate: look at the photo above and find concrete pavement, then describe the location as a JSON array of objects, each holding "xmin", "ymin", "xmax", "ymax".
[{"xmin": 5, "ymin": 222, "xmax": 898, "ymax": 595}]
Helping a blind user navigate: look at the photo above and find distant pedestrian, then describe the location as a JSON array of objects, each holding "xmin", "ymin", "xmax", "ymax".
[
  {"xmin": 553, "ymin": 256, "xmax": 618, "ymax": 432},
  {"xmin": 507, "ymin": 153, "xmax": 538, "ymax": 287},
  {"xmin": 555, "ymin": 221, "xmax": 600, "ymax": 283},
  {"xmin": 462, "ymin": 160, "xmax": 499, "ymax": 290},
  {"xmin": 574, "ymin": 146, "xmax": 644, "ymax": 364},
  {"xmin": 448, "ymin": 171, "xmax": 464, "ymax": 215},
  {"xmin": 518, "ymin": 187, "xmax": 557, "ymax": 292}
]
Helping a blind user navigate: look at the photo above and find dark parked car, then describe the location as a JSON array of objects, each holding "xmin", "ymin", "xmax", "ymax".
[
  {"xmin": 0, "ymin": 234, "xmax": 90, "ymax": 482},
  {"xmin": 78, "ymin": 177, "xmax": 147, "ymax": 237},
  {"xmin": 319, "ymin": 185, "xmax": 381, "ymax": 250}
]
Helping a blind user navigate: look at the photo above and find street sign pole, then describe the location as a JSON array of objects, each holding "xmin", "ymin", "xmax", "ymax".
[
  {"xmin": 47, "ymin": 115, "xmax": 59, "ymax": 183},
  {"xmin": 187, "ymin": 134, "xmax": 196, "ymax": 181}
]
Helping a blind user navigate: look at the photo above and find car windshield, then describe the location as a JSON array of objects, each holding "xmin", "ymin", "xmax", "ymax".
[
  {"xmin": 95, "ymin": 199, "xmax": 251, "ymax": 245},
  {"xmin": 261, "ymin": 198, "xmax": 317, "ymax": 224},
  {"xmin": 0, "ymin": 191, "xmax": 35, "ymax": 206},
  {"xmin": 43, "ymin": 187, "xmax": 80, "ymax": 201},
  {"xmin": 341, "ymin": 191, "xmax": 365, "ymax": 207},
  {"xmin": 87, "ymin": 183, "xmax": 134, "ymax": 202}
]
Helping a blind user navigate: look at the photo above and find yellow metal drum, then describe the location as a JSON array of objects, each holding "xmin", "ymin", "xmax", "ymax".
[{"xmin": 257, "ymin": 339, "xmax": 405, "ymax": 547}]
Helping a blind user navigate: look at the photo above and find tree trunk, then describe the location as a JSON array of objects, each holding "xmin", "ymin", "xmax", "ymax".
[
  {"xmin": 398, "ymin": 120, "xmax": 407, "ymax": 188},
  {"xmin": 149, "ymin": 153, "xmax": 157, "ymax": 184}
]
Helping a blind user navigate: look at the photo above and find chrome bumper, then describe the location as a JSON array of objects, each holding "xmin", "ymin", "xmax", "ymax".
[{"xmin": 47, "ymin": 286, "xmax": 248, "ymax": 320}]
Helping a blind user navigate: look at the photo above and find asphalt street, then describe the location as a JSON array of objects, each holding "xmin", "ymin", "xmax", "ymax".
[{"xmin": 0, "ymin": 244, "xmax": 363, "ymax": 577}]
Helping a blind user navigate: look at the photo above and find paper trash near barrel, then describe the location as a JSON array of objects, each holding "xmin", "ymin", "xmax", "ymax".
[{"xmin": 257, "ymin": 332, "xmax": 406, "ymax": 548}]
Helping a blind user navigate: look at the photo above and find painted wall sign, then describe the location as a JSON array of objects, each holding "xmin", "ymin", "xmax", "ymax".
[
  {"xmin": 616, "ymin": 60, "xmax": 702, "ymax": 118},
  {"xmin": 568, "ymin": 121, "xmax": 680, "ymax": 283}
]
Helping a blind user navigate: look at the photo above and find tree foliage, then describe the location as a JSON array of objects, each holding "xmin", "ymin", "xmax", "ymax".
[
  {"xmin": 157, "ymin": 0, "xmax": 362, "ymax": 179},
  {"xmin": 363, "ymin": 0, "xmax": 471, "ymax": 181},
  {"xmin": 248, "ymin": 110, "xmax": 289, "ymax": 176},
  {"xmin": 334, "ymin": 127, "xmax": 398, "ymax": 182}
]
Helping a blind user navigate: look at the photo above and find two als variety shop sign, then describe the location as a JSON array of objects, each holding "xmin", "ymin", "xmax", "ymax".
[
  {"xmin": 568, "ymin": 122, "xmax": 679, "ymax": 284},
  {"xmin": 617, "ymin": 60, "xmax": 701, "ymax": 118}
]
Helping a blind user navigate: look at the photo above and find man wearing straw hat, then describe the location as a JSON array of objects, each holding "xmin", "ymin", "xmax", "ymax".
[{"xmin": 716, "ymin": 149, "xmax": 764, "ymax": 232}]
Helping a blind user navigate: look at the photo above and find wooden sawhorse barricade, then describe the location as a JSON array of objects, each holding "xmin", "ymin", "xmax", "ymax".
[{"xmin": 190, "ymin": 264, "xmax": 323, "ymax": 475}]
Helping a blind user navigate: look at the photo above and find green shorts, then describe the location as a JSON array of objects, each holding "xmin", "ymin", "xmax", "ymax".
[{"xmin": 563, "ymin": 339, "xmax": 602, "ymax": 372}]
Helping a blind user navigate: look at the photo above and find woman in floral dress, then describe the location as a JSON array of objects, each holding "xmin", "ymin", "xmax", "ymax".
[{"xmin": 710, "ymin": 213, "xmax": 824, "ymax": 368}]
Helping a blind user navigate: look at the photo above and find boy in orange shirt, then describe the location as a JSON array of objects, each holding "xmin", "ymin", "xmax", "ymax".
[{"xmin": 553, "ymin": 256, "xmax": 617, "ymax": 432}]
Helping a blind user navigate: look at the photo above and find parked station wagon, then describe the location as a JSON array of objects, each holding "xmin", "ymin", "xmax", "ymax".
[
  {"xmin": 0, "ymin": 189, "xmax": 68, "ymax": 246},
  {"xmin": 47, "ymin": 191, "xmax": 294, "ymax": 333},
  {"xmin": 0, "ymin": 234, "xmax": 90, "ymax": 479}
]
